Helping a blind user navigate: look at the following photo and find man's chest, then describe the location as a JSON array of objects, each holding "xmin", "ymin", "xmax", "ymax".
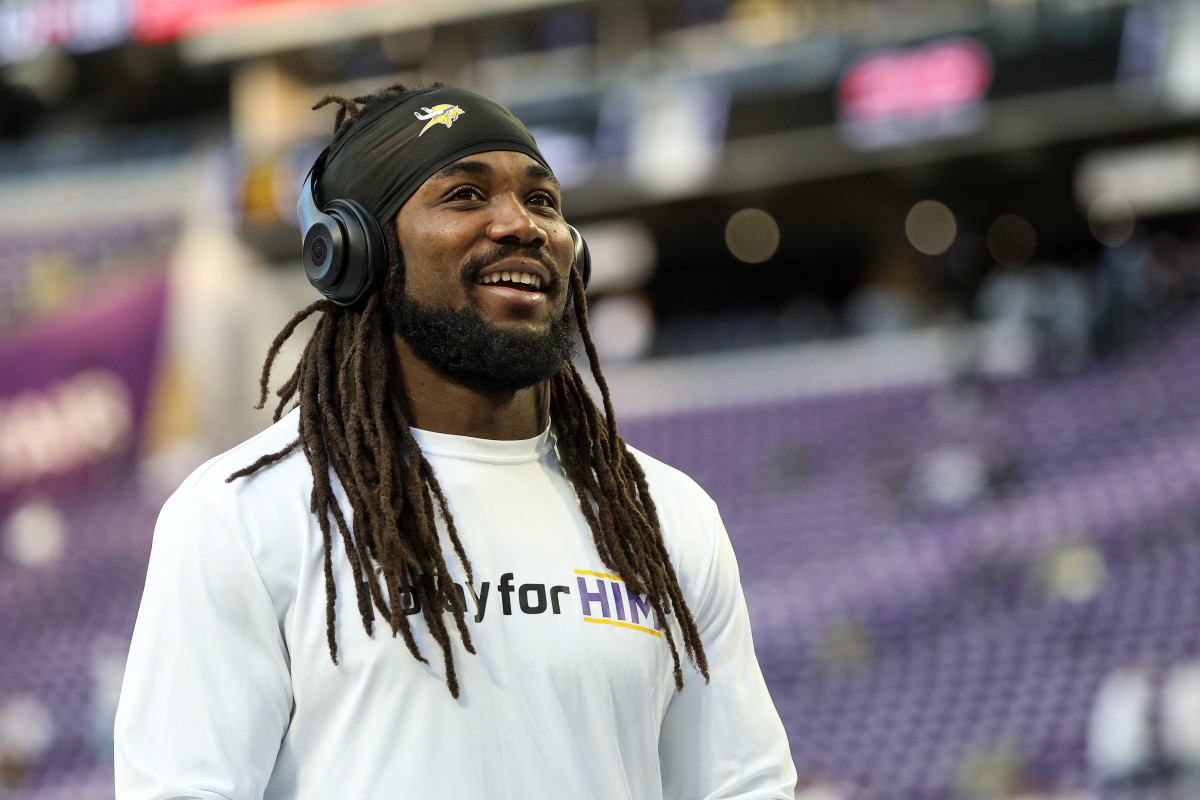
[{"xmin": 282, "ymin": 469, "xmax": 677, "ymax": 723}]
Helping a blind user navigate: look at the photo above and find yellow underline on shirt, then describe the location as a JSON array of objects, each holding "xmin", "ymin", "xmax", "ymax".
[
  {"xmin": 583, "ymin": 617, "xmax": 661, "ymax": 637},
  {"xmin": 575, "ymin": 569, "xmax": 622, "ymax": 580}
]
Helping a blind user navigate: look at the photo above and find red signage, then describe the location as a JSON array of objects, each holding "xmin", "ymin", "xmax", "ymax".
[
  {"xmin": 837, "ymin": 37, "xmax": 993, "ymax": 149},
  {"xmin": 132, "ymin": 0, "xmax": 391, "ymax": 44}
]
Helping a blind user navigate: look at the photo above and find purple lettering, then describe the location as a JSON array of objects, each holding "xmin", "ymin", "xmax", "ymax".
[
  {"xmin": 625, "ymin": 587, "xmax": 660, "ymax": 630},
  {"xmin": 610, "ymin": 581, "xmax": 626, "ymax": 621},
  {"xmin": 577, "ymin": 576, "xmax": 610, "ymax": 618}
]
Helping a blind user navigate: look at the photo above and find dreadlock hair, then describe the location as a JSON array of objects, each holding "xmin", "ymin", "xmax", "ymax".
[{"xmin": 229, "ymin": 84, "xmax": 709, "ymax": 698}]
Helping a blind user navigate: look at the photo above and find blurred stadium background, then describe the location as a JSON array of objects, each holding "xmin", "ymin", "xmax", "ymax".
[{"xmin": 1, "ymin": 0, "xmax": 1200, "ymax": 798}]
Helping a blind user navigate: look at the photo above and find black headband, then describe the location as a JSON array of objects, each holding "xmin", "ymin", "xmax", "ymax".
[{"xmin": 318, "ymin": 86, "xmax": 551, "ymax": 226}]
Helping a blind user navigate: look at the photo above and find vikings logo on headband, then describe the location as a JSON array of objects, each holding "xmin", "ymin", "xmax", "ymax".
[
  {"xmin": 415, "ymin": 104, "xmax": 465, "ymax": 136},
  {"xmin": 298, "ymin": 87, "xmax": 589, "ymax": 307}
]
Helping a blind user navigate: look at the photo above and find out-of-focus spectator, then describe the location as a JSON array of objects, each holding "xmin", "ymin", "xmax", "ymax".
[
  {"xmin": 1162, "ymin": 660, "xmax": 1200, "ymax": 773},
  {"xmin": 1088, "ymin": 657, "xmax": 1200, "ymax": 787},
  {"xmin": 1087, "ymin": 665, "xmax": 1155, "ymax": 782},
  {"xmin": 0, "ymin": 695, "xmax": 55, "ymax": 792},
  {"xmin": 976, "ymin": 262, "xmax": 1094, "ymax": 373},
  {"xmin": 1093, "ymin": 232, "xmax": 1162, "ymax": 355},
  {"xmin": 794, "ymin": 775, "xmax": 851, "ymax": 799},
  {"xmin": 845, "ymin": 246, "xmax": 932, "ymax": 336},
  {"xmin": 908, "ymin": 443, "xmax": 990, "ymax": 510}
]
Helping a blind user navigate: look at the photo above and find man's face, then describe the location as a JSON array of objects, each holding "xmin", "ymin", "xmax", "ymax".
[{"xmin": 388, "ymin": 150, "xmax": 577, "ymax": 393}]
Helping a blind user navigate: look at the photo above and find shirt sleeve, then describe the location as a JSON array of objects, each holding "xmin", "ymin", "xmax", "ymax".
[
  {"xmin": 658, "ymin": 510, "xmax": 797, "ymax": 800},
  {"xmin": 114, "ymin": 488, "xmax": 293, "ymax": 800}
]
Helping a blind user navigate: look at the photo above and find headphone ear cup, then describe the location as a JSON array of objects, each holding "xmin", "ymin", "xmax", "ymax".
[
  {"xmin": 323, "ymin": 198, "xmax": 387, "ymax": 307},
  {"xmin": 299, "ymin": 166, "xmax": 348, "ymax": 296},
  {"xmin": 568, "ymin": 225, "xmax": 590, "ymax": 292}
]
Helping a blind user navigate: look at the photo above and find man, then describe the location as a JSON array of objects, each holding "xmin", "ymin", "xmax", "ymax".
[{"xmin": 115, "ymin": 84, "xmax": 796, "ymax": 799}]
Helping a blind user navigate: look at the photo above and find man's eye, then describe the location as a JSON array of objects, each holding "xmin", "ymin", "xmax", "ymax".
[
  {"xmin": 529, "ymin": 193, "xmax": 558, "ymax": 208},
  {"xmin": 451, "ymin": 187, "xmax": 481, "ymax": 201}
]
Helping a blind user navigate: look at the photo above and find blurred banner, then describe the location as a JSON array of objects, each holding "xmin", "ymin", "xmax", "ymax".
[
  {"xmin": 134, "ymin": 0, "xmax": 390, "ymax": 43},
  {"xmin": 0, "ymin": 271, "xmax": 168, "ymax": 515}
]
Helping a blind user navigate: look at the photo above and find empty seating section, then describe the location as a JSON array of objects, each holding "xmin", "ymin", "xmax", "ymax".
[
  {"xmin": 0, "ymin": 219, "xmax": 178, "ymax": 313},
  {"xmin": 0, "ymin": 481, "xmax": 159, "ymax": 796},
  {"xmin": 620, "ymin": 311, "xmax": 1200, "ymax": 799}
]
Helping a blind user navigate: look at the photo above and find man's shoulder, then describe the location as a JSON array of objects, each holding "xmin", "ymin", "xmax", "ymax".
[
  {"xmin": 621, "ymin": 442, "xmax": 736, "ymax": 616},
  {"xmin": 146, "ymin": 411, "xmax": 309, "ymax": 626},
  {"xmin": 622, "ymin": 442, "xmax": 719, "ymax": 524},
  {"xmin": 619, "ymin": 443, "xmax": 720, "ymax": 544},
  {"xmin": 173, "ymin": 409, "xmax": 307, "ymax": 511}
]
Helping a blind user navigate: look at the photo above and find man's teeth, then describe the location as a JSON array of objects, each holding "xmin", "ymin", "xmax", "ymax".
[{"xmin": 479, "ymin": 272, "xmax": 543, "ymax": 289}]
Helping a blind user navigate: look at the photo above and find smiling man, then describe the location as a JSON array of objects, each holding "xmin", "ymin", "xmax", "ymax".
[{"xmin": 114, "ymin": 85, "xmax": 796, "ymax": 800}]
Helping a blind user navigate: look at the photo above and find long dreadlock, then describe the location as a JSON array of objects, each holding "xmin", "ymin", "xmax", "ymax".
[{"xmin": 229, "ymin": 84, "xmax": 709, "ymax": 698}]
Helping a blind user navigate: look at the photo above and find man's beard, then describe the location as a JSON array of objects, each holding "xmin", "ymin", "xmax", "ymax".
[{"xmin": 387, "ymin": 250, "xmax": 576, "ymax": 395}]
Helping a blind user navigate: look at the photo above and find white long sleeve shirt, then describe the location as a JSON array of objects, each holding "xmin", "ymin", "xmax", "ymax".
[{"xmin": 115, "ymin": 411, "xmax": 796, "ymax": 799}]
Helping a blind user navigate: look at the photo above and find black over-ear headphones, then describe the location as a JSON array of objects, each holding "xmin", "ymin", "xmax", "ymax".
[{"xmin": 298, "ymin": 150, "xmax": 591, "ymax": 307}]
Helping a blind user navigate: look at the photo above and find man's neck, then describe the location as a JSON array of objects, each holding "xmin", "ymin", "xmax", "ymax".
[{"xmin": 393, "ymin": 337, "xmax": 550, "ymax": 440}]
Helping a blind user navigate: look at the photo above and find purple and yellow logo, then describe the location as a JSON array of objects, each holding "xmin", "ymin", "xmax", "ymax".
[
  {"xmin": 414, "ymin": 104, "xmax": 465, "ymax": 136},
  {"xmin": 575, "ymin": 569, "xmax": 662, "ymax": 637}
]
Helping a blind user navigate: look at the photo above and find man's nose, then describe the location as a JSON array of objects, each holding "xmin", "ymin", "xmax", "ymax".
[{"xmin": 486, "ymin": 195, "xmax": 547, "ymax": 248}]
